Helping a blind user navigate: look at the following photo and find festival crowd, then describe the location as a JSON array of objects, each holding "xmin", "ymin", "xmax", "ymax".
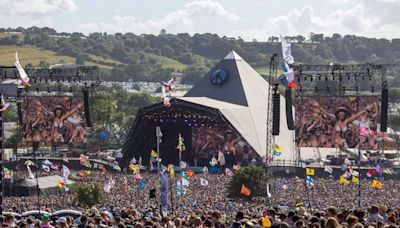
[{"xmin": 3, "ymin": 170, "xmax": 400, "ymax": 227}]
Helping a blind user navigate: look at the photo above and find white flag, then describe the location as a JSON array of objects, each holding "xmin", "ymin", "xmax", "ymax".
[
  {"xmin": 218, "ymin": 151, "xmax": 225, "ymax": 166},
  {"xmin": 280, "ymin": 36, "xmax": 294, "ymax": 64},
  {"xmin": 177, "ymin": 177, "xmax": 189, "ymax": 187},
  {"xmin": 63, "ymin": 165, "xmax": 71, "ymax": 182},
  {"xmin": 200, "ymin": 178, "xmax": 208, "ymax": 186},
  {"xmin": 324, "ymin": 166, "xmax": 333, "ymax": 174},
  {"xmin": 203, "ymin": 166, "xmax": 209, "ymax": 174},
  {"xmin": 14, "ymin": 51, "xmax": 30, "ymax": 85},
  {"xmin": 27, "ymin": 165, "xmax": 34, "ymax": 179}
]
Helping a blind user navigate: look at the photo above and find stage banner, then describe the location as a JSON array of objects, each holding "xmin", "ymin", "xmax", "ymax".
[
  {"xmin": 295, "ymin": 96, "xmax": 379, "ymax": 150},
  {"xmin": 22, "ymin": 96, "xmax": 87, "ymax": 144}
]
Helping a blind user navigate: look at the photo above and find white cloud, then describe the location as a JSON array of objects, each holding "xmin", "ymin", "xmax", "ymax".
[
  {"xmin": 233, "ymin": 2, "xmax": 399, "ymax": 40},
  {"xmin": 79, "ymin": 0, "xmax": 240, "ymax": 34},
  {"xmin": 0, "ymin": 0, "xmax": 77, "ymax": 27}
]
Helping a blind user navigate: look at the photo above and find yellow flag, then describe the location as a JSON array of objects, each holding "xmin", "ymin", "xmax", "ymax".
[
  {"xmin": 306, "ymin": 168, "xmax": 315, "ymax": 176},
  {"xmin": 262, "ymin": 216, "xmax": 272, "ymax": 228},
  {"xmin": 169, "ymin": 164, "xmax": 175, "ymax": 178},
  {"xmin": 372, "ymin": 180, "xmax": 383, "ymax": 189},
  {"xmin": 85, "ymin": 170, "xmax": 91, "ymax": 175},
  {"xmin": 340, "ymin": 176, "xmax": 350, "ymax": 184},
  {"xmin": 151, "ymin": 150, "xmax": 158, "ymax": 158},
  {"xmin": 352, "ymin": 176, "xmax": 359, "ymax": 183}
]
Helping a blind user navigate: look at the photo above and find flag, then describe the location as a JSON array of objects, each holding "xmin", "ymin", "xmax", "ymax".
[
  {"xmin": 200, "ymin": 178, "xmax": 209, "ymax": 186},
  {"xmin": 177, "ymin": 177, "xmax": 190, "ymax": 187},
  {"xmin": 168, "ymin": 164, "xmax": 175, "ymax": 178},
  {"xmin": 134, "ymin": 173, "xmax": 143, "ymax": 181},
  {"xmin": 151, "ymin": 150, "xmax": 158, "ymax": 158},
  {"xmin": 130, "ymin": 164, "xmax": 140, "ymax": 174},
  {"xmin": 176, "ymin": 185, "xmax": 188, "ymax": 196},
  {"xmin": 51, "ymin": 163, "xmax": 60, "ymax": 170},
  {"xmin": 85, "ymin": 170, "xmax": 91, "ymax": 175},
  {"xmin": 93, "ymin": 163, "xmax": 98, "ymax": 169},
  {"xmin": 113, "ymin": 164, "xmax": 121, "ymax": 172},
  {"xmin": 295, "ymin": 201, "xmax": 305, "ymax": 207},
  {"xmin": 280, "ymin": 184, "xmax": 289, "ymax": 190},
  {"xmin": 210, "ymin": 157, "xmax": 218, "ymax": 167},
  {"xmin": 70, "ymin": 173, "xmax": 79, "ymax": 179},
  {"xmin": 79, "ymin": 154, "xmax": 89, "ymax": 163},
  {"xmin": 57, "ymin": 181, "xmax": 64, "ymax": 189},
  {"xmin": 161, "ymin": 172, "xmax": 169, "ymax": 215},
  {"xmin": 218, "ymin": 151, "xmax": 225, "ymax": 166},
  {"xmin": 203, "ymin": 166, "xmax": 209, "ymax": 174},
  {"xmin": 27, "ymin": 165, "xmax": 34, "ymax": 179},
  {"xmin": 84, "ymin": 161, "xmax": 92, "ymax": 168},
  {"xmin": 0, "ymin": 95, "xmax": 10, "ymax": 112},
  {"xmin": 343, "ymin": 171, "xmax": 352, "ymax": 178},
  {"xmin": 367, "ymin": 169, "xmax": 376, "ymax": 178},
  {"xmin": 62, "ymin": 165, "xmax": 70, "ymax": 183},
  {"xmin": 122, "ymin": 177, "xmax": 128, "ymax": 193},
  {"xmin": 280, "ymin": 36, "xmax": 298, "ymax": 89},
  {"xmin": 181, "ymin": 171, "xmax": 189, "ymax": 180},
  {"xmin": 42, "ymin": 165, "xmax": 50, "ymax": 173},
  {"xmin": 273, "ymin": 144, "xmax": 283, "ymax": 156},
  {"xmin": 340, "ymin": 176, "xmax": 350, "ymax": 185},
  {"xmin": 352, "ymin": 176, "xmax": 359, "ymax": 183},
  {"xmin": 306, "ymin": 168, "xmax": 315, "ymax": 176},
  {"xmin": 383, "ymin": 168, "xmax": 394, "ymax": 175},
  {"xmin": 100, "ymin": 165, "xmax": 107, "ymax": 174},
  {"xmin": 306, "ymin": 176, "xmax": 315, "ymax": 186},
  {"xmin": 372, "ymin": 179, "xmax": 383, "ymax": 189},
  {"xmin": 352, "ymin": 170, "xmax": 359, "ymax": 177},
  {"xmin": 62, "ymin": 155, "xmax": 69, "ymax": 163},
  {"xmin": 225, "ymin": 168, "xmax": 234, "ymax": 177},
  {"xmin": 187, "ymin": 170, "xmax": 194, "ymax": 178},
  {"xmin": 375, "ymin": 164, "xmax": 383, "ymax": 174},
  {"xmin": 179, "ymin": 161, "xmax": 187, "ymax": 169},
  {"xmin": 262, "ymin": 216, "xmax": 272, "ymax": 228},
  {"xmin": 139, "ymin": 179, "xmax": 145, "ymax": 192},
  {"xmin": 103, "ymin": 178, "xmax": 114, "ymax": 193},
  {"xmin": 240, "ymin": 184, "xmax": 251, "ymax": 196},
  {"xmin": 324, "ymin": 166, "xmax": 333, "ymax": 174},
  {"xmin": 233, "ymin": 164, "xmax": 241, "ymax": 171},
  {"xmin": 15, "ymin": 51, "xmax": 31, "ymax": 87},
  {"xmin": 176, "ymin": 134, "xmax": 186, "ymax": 152}
]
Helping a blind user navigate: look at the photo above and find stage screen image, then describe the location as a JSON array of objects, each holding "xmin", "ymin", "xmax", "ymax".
[
  {"xmin": 192, "ymin": 125, "xmax": 257, "ymax": 165},
  {"xmin": 22, "ymin": 96, "xmax": 86, "ymax": 144},
  {"xmin": 295, "ymin": 96, "xmax": 379, "ymax": 150}
]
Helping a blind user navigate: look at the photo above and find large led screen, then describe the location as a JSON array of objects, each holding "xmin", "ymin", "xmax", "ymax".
[
  {"xmin": 22, "ymin": 96, "xmax": 86, "ymax": 144},
  {"xmin": 295, "ymin": 96, "xmax": 379, "ymax": 150}
]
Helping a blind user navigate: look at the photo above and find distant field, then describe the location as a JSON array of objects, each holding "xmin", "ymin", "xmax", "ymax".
[
  {"xmin": 255, "ymin": 67, "xmax": 284, "ymax": 75},
  {"xmin": 146, "ymin": 53, "xmax": 187, "ymax": 71},
  {"xmin": 0, "ymin": 45, "xmax": 76, "ymax": 66}
]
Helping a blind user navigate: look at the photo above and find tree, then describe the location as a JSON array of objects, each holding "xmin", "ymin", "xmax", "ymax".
[
  {"xmin": 159, "ymin": 29, "xmax": 167, "ymax": 36},
  {"xmin": 227, "ymin": 165, "xmax": 268, "ymax": 199},
  {"xmin": 73, "ymin": 183, "xmax": 104, "ymax": 207},
  {"xmin": 75, "ymin": 54, "xmax": 86, "ymax": 65}
]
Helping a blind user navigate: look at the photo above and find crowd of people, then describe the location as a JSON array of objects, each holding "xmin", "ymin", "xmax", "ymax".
[
  {"xmin": 22, "ymin": 96, "xmax": 86, "ymax": 144},
  {"xmin": 3, "ymin": 169, "xmax": 400, "ymax": 227},
  {"xmin": 296, "ymin": 96, "xmax": 382, "ymax": 150}
]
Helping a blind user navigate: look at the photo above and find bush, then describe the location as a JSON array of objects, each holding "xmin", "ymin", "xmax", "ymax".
[
  {"xmin": 227, "ymin": 165, "xmax": 268, "ymax": 199},
  {"xmin": 73, "ymin": 183, "xmax": 104, "ymax": 207}
]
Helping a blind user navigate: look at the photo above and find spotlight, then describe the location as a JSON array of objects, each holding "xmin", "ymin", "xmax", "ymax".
[
  {"xmin": 371, "ymin": 86, "xmax": 375, "ymax": 93},
  {"xmin": 355, "ymin": 86, "xmax": 359, "ymax": 92}
]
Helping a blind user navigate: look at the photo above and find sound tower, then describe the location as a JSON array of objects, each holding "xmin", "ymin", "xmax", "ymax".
[
  {"xmin": 380, "ymin": 87, "xmax": 388, "ymax": 132},
  {"xmin": 82, "ymin": 89, "xmax": 92, "ymax": 127},
  {"xmin": 285, "ymin": 89, "xmax": 295, "ymax": 130},
  {"xmin": 272, "ymin": 86, "xmax": 280, "ymax": 136}
]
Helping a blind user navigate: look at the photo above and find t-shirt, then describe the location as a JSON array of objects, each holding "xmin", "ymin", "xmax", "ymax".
[{"xmin": 368, "ymin": 213, "xmax": 384, "ymax": 223}]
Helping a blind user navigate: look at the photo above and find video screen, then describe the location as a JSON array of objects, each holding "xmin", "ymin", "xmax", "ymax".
[
  {"xmin": 295, "ymin": 96, "xmax": 379, "ymax": 150},
  {"xmin": 192, "ymin": 125, "xmax": 258, "ymax": 164},
  {"xmin": 22, "ymin": 96, "xmax": 86, "ymax": 144}
]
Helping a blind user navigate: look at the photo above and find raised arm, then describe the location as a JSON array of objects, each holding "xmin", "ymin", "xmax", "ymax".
[{"xmin": 346, "ymin": 104, "xmax": 374, "ymax": 123}]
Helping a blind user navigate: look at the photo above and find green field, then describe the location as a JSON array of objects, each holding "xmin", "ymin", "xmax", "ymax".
[
  {"xmin": 255, "ymin": 67, "xmax": 284, "ymax": 75},
  {"xmin": 0, "ymin": 45, "xmax": 76, "ymax": 66},
  {"xmin": 146, "ymin": 53, "xmax": 187, "ymax": 71}
]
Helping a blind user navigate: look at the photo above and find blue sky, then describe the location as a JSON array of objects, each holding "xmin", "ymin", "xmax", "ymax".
[{"xmin": 1, "ymin": 0, "xmax": 399, "ymax": 40}]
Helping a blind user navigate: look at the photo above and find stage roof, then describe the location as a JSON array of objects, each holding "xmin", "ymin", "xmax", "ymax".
[{"xmin": 181, "ymin": 50, "xmax": 294, "ymax": 158}]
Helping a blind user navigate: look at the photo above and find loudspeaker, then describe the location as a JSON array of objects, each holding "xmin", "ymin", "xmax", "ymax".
[
  {"xmin": 82, "ymin": 89, "xmax": 92, "ymax": 127},
  {"xmin": 272, "ymin": 92, "xmax": 280, "ymax": 135},
  {"xmin": 380, "ymin": 88, "xmax": 388, "ymax": 132},
  {"xmin": 285, "ymin": 89, "xmax": 295, "ymax": 130}
]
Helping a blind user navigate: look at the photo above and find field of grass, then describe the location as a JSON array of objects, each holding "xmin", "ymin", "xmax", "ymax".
[
  {"xmin": 255, "ymin": 67, "xmax": 284, "ymax": 75},
  {"xmin": 0, "ymin": 45, "xmax": 76, "ymax": 66},
  {"xmin": 146, "ymin": 53, "xmax": 187, "ymax": 71}
]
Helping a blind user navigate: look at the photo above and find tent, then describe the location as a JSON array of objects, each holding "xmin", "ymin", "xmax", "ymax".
[
  {"xmin": 121, "ymin": 50, "xmax": 295, "ymax": 167},
  {"xmin": 15, "ymin": 175, "xmax": 74, "ymax": 196}
]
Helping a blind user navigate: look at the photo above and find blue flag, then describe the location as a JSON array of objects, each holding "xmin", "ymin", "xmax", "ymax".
[
  {"xmin": 139, "ymin": 179, "xmax": 145, "ymax": 192},
  {"xmin": 161, "ymin": 172, "xmax": 169, "ymax": 216},
  {"xmin": 306, "ymin": 176, "xmax": 315, "ymax": 186}
]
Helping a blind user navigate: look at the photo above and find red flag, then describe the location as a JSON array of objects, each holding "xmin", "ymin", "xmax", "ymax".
[{"xmin": 240, "ymin": 184, "xmax": 251, "ymax": 196}]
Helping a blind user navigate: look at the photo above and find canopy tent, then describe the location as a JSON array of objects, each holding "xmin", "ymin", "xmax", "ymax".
[
  {"xmin": 121, "ymin": 50, "xmax": 295, "ymax": 167},
  {"xmin": 15, "ymin": 175, "xmax": 74, "ymax": 196}
]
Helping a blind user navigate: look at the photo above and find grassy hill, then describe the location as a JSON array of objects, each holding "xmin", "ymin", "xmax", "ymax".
[{"xmin": 0, "ymin": 45, "xmax": 76, "ymax": 66}]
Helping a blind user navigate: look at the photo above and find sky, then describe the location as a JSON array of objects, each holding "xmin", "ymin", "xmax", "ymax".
[{"xmin": 0, "ymin": 0, "xmax": 399, "ymax": 40}]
